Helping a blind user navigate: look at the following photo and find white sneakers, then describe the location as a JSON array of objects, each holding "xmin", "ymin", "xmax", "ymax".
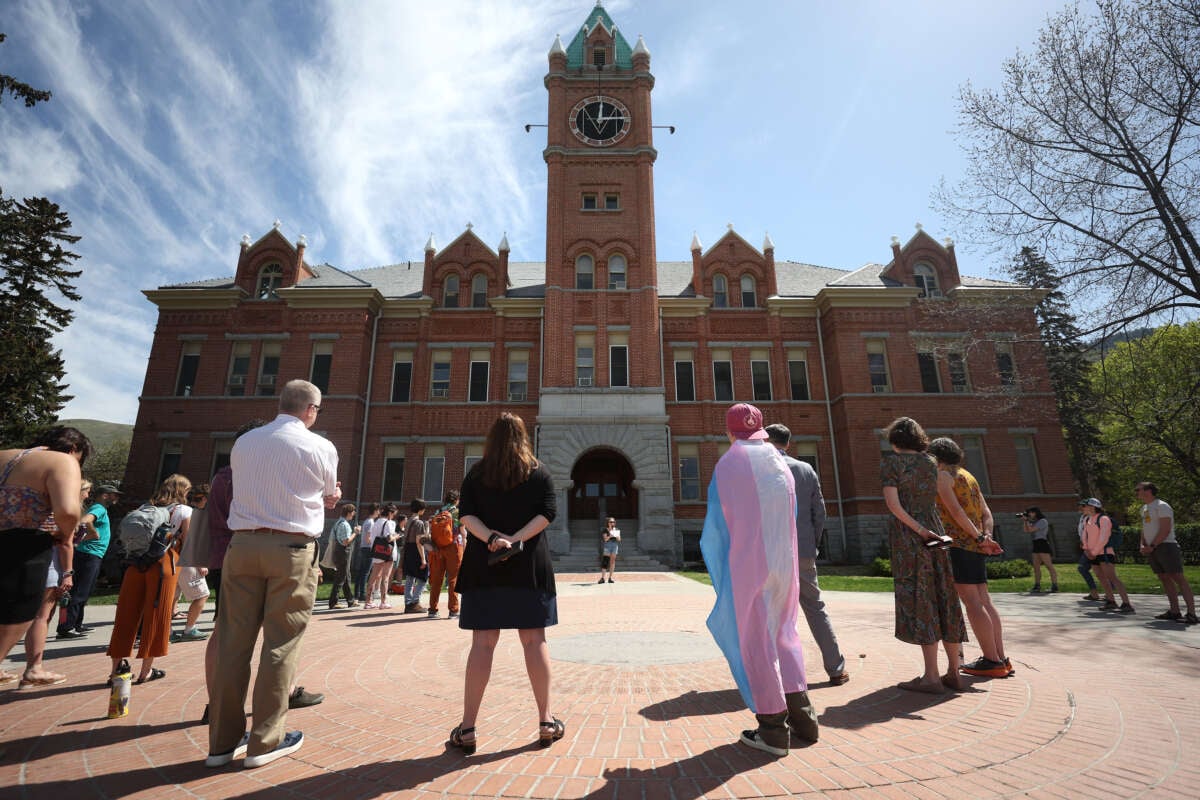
[{"xmin": 204, "ymin": 731, "xmax": 304, "ymax": 769}]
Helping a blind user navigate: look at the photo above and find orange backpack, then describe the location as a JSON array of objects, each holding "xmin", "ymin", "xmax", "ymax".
[{"xmin": 430, "ymin": 509, "xmax": 455, "ymax": 547}]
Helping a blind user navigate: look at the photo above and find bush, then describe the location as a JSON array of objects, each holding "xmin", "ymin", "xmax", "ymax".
[
  {"xmin": 1114, "ymin": 522, "xmax": 1200, "ymax": 565},
  {"xmin": 871, "ymin": 557, "xmax": 892, "ymax": 577},
  {"xmin": 987, "ymin": 559, "xmax": 1033, "ymax": 579}
]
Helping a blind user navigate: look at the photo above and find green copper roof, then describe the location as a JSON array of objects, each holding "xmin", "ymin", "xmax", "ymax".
[{"xmin": 565, "ymin": 4, "xmax": 633, "ymax": 69}]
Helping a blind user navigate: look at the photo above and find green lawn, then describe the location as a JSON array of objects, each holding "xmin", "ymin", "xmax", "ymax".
[{"xmin": 681, "ymin": 563, "xmax": 1200, "ymax": 595}]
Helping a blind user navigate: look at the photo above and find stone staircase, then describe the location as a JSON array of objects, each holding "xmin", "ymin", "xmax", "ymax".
[{"xmin": 552, "ymin": 519, "xmax": 675, "ymax": 573}]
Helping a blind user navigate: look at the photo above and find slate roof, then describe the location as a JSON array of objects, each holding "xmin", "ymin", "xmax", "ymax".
[
  {"xmin": 565, "ymin": 4, "xmax": 633, "ymax": 69},
  {"xmin": 161, "ymin": 258, "xmax": 1019, "ymax": 299}
]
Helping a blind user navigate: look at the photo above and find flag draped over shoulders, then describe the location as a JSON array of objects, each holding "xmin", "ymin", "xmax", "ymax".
[{"xmin": 700, "ymin": 440, "xmax": 806, "ymax": 713}]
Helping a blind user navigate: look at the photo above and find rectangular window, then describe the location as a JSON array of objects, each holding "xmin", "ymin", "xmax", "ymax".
[
  {"xmin": 310, "ymin": 341, "xmax": 333, "ymax": 394},
  {"xmin": 258, "ymin": 342, "xmax": 281, "ymax": 396},
  {"xmin": 391, "ymin": 354, "xmax": 413, "ymax": 402},
  {"xmin": 228, "ymin": 343, "xmax": 251, "ymax": 396},
  {"xmin": 576, "ymin": 334, "xmax": 594, "ymax": 386},
  {"xmin": 866, "ymin": 339, "xmax": 890, "ymax": 392},
  {"xmin": 751, "ymin": 350, "xmax": 771, "ymax": 401},
  {"xmin": 430, "ymin": 352, "xmax": 451, "ymax": 399},
  {"xmin": 995, "ymin": 342, "xmax": 1016, "ymax": 387},
  {"xmin": 794, "ymin": 441, "xmax": 819, "ymax": 473},
  {"xmin": 961, "ymin": 435, "xmax": 990, "ymax": 495},
  {"xmin": 159, "ymin": 439, "xmax": 183, "ymax": 484},
  {"xmin": 678, "ymin": 445, "xmax": 700, "ymax": 501},
  {"xmin": 948, "ymin": 352, "xmax": 970, "ymax": 393},
  {"xmin": 582, "ymin": 193, "xmax": 598, "ymax": 210},
  {"xmin": 787, "ymin": 353, "xmax": 809, "ymax": 401},
  {"xmin": 507, "ymin": 352, "xmax": 529, "ymax": 402},
  {"xmin": 469, "ymin": 355, "xmax": 490, "ymax": 402},
  {"xmin": 423, "ymin": 446, "xmax": 445, "ymax": 503},
  {"xmin": 713, "ymin": 359, "xmax": 734, "ymax": 402},
  {"xmin": 212, "ymin": 438, "xmax": 233, "ymax": 475},
  {"xmin": 610, "ymin": 345, "xmax": 629, "ymax": 387},
  {"xmin": 918, "ymin": 352, "xmax": 941, "ymax": 393},
  {"xmin": 675, "ymin": 360, "xmax": 696, "ymax": 402},
  {"xmin": 464, "ymin": 443, "xmax": 483, "ymax": 478},
  {"xmin": 604, "ymin": 193, "xmax": 619, "ymax": 210},
  {"xmin": 1013, "ymin": 435, "xmax": 1042, "ymax": 494},
  {"xmin": 175, "ymin": 342, "xmax": 201, "ymax": 396},
  {"xmin": 382, "ymin": 445, "xmax": 405, "ymax": 501}
]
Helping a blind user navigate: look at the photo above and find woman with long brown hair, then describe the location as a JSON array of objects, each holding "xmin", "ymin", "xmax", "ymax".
[
  {"xmin": 450, "ymin": 412, "xmax": 560, "ymax": 755},
  {"xmin": 106, "ymin": 473, "xmax": 192, "ymax": 684}
]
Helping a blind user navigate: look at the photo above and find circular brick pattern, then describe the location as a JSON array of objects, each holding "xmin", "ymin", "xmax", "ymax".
[{"xmin": 550, "ymin": 631, "xmax": 720, "ymax": 666}]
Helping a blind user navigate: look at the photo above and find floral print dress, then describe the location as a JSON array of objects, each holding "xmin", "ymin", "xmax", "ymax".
[{"xmin": 881, "ymin": 452, "xmax": 967, "ymax": 646}]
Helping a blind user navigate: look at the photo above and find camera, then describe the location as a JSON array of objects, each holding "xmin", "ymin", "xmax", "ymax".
[{"xmin": 1013, "ymin": 513, "xmax": 1028, "ymax": 519}]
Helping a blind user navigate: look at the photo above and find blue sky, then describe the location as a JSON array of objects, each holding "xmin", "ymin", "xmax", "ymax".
[{"xmin": 1, "ymin": 0, "xmax": 1064, "ymax": 424}]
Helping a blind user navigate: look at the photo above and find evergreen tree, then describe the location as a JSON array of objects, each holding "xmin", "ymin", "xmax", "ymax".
[
  {"xmin": 0, "ymin": 40, "xmax": 81, "ymax": 446},
  {"xmin": 1008, "ymin": 247, "xmax": 1103, "ymax": 496}
]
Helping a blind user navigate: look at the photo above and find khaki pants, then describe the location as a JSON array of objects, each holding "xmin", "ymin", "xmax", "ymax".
[
  {"xmin": 208, "ymin": 531, "xmax": 317, "ymax": 758},
  {"xmin": 427, "ymin": 543, "xmax": 463, "ymax": 614}
]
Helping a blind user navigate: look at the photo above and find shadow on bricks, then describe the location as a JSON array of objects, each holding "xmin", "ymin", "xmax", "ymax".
[
  {"xmin": 0, "ymin": 720, "xmax": 197, "ymax": 766},
  {"xmin": 638, "ymin": 688, "xmax": 744, "ymax": 721},
  {"xmin": 817, "ymin": 685, "xmax": 958, "ymax": 730}
]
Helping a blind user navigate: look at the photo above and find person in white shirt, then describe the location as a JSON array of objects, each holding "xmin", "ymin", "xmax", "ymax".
[
  {"xmin": 205, "ymin": 380, "xmax": 341, "ymax": 770},
  {"xmin": 1136, "ymin": 482, "xmax": 1196, "ymax": 624},
  {"xmin": 354, "ymin": 503, "xmax": 380, "ymax": 602},
  {"xmin": 598, "ymin": 517, "xmax": 621, "ymax": 584}
]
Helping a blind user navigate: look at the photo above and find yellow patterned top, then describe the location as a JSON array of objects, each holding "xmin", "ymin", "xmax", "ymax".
[{"xmin": 935, "ymin": 464, "xmax": 987, "ymax": 553}]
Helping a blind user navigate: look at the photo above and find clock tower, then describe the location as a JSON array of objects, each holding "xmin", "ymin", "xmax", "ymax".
[{"xmin": 536, "ymin": 3, "xmax": 674, "ymax": 557}]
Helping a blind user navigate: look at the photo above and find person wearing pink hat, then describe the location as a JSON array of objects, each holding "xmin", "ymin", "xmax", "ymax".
[{"xmin": 701, "ymin": 403, "xmax": 817, "ymax": 757}]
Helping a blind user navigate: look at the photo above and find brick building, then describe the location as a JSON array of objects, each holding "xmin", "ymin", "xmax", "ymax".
[{"xmin": 127, "ymin": 5, "xmax": 1079, "ymax": 565}]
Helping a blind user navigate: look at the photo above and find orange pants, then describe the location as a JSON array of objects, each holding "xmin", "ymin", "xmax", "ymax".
[
  {"xmin": 106, "ymin": 553, "xmax": 178, "ymax": 660},
  {"xmin": 427, "ymin": 543, "xmax": 463, "ymax": 613}
]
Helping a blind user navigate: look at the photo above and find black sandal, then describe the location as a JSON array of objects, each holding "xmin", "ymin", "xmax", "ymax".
[
  {"xmin": 134, "ymin": 668, "xmax": 166, "ymax": 685},
  {"xmin": 449, "ymin": 724, "xmax": 476, "ymax": 755},
  {"xmin": 538, "ymin": 718, "xmax": 565, "ymax": 748}
]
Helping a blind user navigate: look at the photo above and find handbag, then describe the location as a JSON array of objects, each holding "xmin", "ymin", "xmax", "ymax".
[{"xmin": 371, "ymin": 534, "xmax": 394, "ymax": 560}]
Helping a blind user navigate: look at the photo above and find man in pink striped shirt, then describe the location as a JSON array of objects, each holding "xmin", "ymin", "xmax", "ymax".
[{"xmin": 205, "ymin": 380, "xmax": 341, "ymax": 770}]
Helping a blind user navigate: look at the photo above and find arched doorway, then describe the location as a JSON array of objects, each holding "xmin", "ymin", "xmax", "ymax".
[{"xmin": 569, "ymin": 448, "xmax": 637, "ymax": 521}]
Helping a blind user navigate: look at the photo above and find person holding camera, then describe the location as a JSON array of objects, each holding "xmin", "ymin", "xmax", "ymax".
[
  {"xmin": 598, "ymin": 517, "xmax": 620, "ymax": 584},
  {"xmin": 1022, "ymin": 507, "xmax": 1058, "ymax": 593}
]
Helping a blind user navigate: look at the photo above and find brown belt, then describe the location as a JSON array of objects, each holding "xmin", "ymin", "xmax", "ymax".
[{"xmin": 236, "ymin": 528, "xmax": 313, "ymax": 540}]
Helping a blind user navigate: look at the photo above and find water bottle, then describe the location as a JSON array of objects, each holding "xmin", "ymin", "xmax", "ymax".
[
  {"xmin": 108, "ymin": 659, "xmax": 132, "ymax": 718},
  {"xmin": 58, "ymin": 589, "xmax": 71, "ymax": 608}
]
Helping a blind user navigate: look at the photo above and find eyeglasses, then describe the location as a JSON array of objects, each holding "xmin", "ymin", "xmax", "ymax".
[{"xmin": 309, "ymin": 403, "xmax": 321, "ymax": 414}]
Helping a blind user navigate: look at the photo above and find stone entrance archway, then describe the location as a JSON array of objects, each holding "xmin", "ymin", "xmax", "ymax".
[{"xmin": 568, "ymin": 447, "xmax": 638, "ymax": 521}]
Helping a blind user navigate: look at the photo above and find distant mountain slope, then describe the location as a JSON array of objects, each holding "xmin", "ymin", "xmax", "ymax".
[{"xmin": 59, "ymin": 419, "xmax": 133, "ymax": 451}]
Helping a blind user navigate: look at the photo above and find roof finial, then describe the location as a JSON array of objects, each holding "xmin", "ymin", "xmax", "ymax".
[
  {"xmin": 943, "ymin": 236, "xmax": 954, "ymax": 248},
  {"xmin": 499, "ymin": 232, "xmax": 510, "ymax": 252},
  {"xmin": 240, "ymin": 233, "xmax": 251, "ymax": 248},
  {"xmin": 727, "ymin": 222, "xmax": 734, "ymax": 231},
  {"xmin": 690, "ymin": 231, "xmax": 703, "ymax": 252},
  {"xmin": 465, "ymin": 221, "xmax": 473, "ymax": 231},
  {"xmin": 273, "ymin": 219, "xmax": 282, "ymax": 230},
  {"xmin": 891, "ymin": 235, "xmax": 900, "ymax": 246},
  {"xmin": 549, "ymin": 34, "xmax": 566, "ymax": 57},
  {"xmin": 297, "ymin": 234, "xmax": 307, "ymax": 248},
  {"xmin": 633, "ymin": 35, "xmax": 650, "ymax": 58},
  {"xmin": 762, "ymin": 231, "xmax": 775, "ymax": 251},
  {"xmin": 915, "ymin": 221, "xmax": 923, "ymax": 231},
  {"xmin": 425, "ymin": 233, "xmax": 437, "ymax": 253}
]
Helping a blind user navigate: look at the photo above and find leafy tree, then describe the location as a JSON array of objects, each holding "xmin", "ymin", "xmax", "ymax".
[
  {"xmin": 1009, "ymin": 247, "xmax": 1104, "ymax": 496},
  {"xmin": 84, "ymin": 437, "xmax": 130, "ymax": 488},
  {"xmin": 940, "ymin": 1, "xmax": 1200, "ymax": 336},
  {"xmin": 1092, "ymin": 322, "xmax": 1200, "ymax": 518},
  {"xmin": 0, "ymin": 39, "xmax": 80, "ymax": 446}
]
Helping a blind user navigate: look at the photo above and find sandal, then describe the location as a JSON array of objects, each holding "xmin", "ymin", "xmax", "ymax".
[
  {"xmin": 448, "ymin": 724, "xmax": 476, "ymax": 755},
  {"xmin": 134, "ymin": 668, "xmax": 166, "ymax": 685},
  {"xmin": 0, "ymin": 671, "xmax": 19, "ymax": 688},
  {"xmin": 897, "ymin": 677, "xmax": 945, "ymax": 695},
  {"xmin": 538, "ymin": 718, "xmax": 565, "ymax": 748}
]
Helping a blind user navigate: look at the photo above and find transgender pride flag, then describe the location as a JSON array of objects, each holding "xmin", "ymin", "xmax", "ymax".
[{"xmin": 700, "ymin": 440, "xmax": 807, "ymax": 714}]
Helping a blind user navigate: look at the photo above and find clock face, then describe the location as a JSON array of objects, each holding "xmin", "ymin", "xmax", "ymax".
[{"xmin": 569, "ymin": 95, "xmax": 631, "ymax": 147}]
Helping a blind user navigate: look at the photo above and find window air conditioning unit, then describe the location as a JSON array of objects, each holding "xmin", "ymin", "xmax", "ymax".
[
  {"xmin": 953, "ymin": 385, "xmax": 970, "ymax": 393},
  {"xmin": 228, "ymin": 375, "xmax": 245, "ymax": 386},
  {"xmin": 927, "ymin": 289, "xmax": 943, "ymax": 298},
  {"xmin": 258, "ymin": 375, "xmax": 276, "ymax": 387},
  {"xmin": 508, "ymin": 391, "xmax": 527, "ymax": 402},
  {"xmin": 431, "ymin": 387, "xmax": 450, "ymax": 398},
  {"xmin": 577, "ymin": 377, "xmax": 593, "ymax": 387},
  {"xmin": 872, "ymin": 384, "xmax": 890, "ymax": 393}
]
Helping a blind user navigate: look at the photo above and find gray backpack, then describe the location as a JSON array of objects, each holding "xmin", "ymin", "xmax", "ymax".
[{"xmin": 118, "ymin": 503, "xmax": 175, "ymax": 568}]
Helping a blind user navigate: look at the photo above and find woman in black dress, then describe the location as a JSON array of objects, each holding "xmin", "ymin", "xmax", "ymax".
[{"xmin": 450, "ymin": 413, "xmax": 561, "ymax": 755}]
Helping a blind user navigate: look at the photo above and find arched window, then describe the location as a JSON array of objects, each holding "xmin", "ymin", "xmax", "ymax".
[
  {"xmin": 471, "ymin": 274, "xmax": 487, "ymax": 308},
  {"xmin": 575, "ymin": 254, "xmax": 594, "ymax": 290},
  {"xmin": 256, "ymin": 263, "xmax": 283, "ymax": 299},
  {"xmin": 444, "ymin": 274, "xmax": 460, "ymax": 308},
  {"xmin": 607, "ymin": 254, "xmax": 627, "ymax": 290},
  {"xmin": 914, "ymin": 263, "xmax": 940, "ymax": 298},
  {"xmin": 713, "ymin": 274, "xmax": 728, "ymax": 308},
  {"xmin": 740, "ymin": 274, "xmax": 757, "ymax": 308}
]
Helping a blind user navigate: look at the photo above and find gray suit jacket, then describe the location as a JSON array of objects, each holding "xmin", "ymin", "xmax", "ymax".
[{"xmin": 781, "ymin": 453, "xmax": 826, "ymax": 560}]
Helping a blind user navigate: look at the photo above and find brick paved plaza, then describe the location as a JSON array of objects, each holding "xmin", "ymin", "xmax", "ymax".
[{"xmin": 2, "ymin": 574, "xmax": 1198, "ymax": 799}]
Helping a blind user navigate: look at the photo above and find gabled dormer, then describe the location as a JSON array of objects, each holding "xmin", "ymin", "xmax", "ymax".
[
  {"xmin": 881, "ymin": 224, "xmax": 961, "ymax": 298},
  {"xmin": 565, "ymin": 2, "xmax": 634, "ymax": 70},
  {"xmin": 234, "ymin": 223, "xmax": 313, "ymax": 300},
  {"xmin": 690, "ymin": 226, "xmax": 777, "ymax": 309},
  {"xmin": 423, "ymin": 225, "xmax": 508, "ymax": 308}
]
